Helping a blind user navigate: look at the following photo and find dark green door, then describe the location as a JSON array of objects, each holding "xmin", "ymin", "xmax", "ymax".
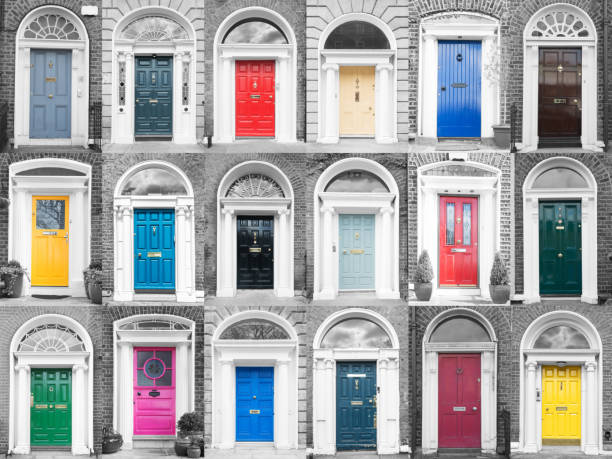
[
  {"xmin": 31, "ymin": 369, "xmax": 72, "ymax": 446},
  {"xmin": 237, "ymin": 216, "xmax": 273, "ymax": 289},
  {"xmin": 539, "ymin": 201, "xmax": 581, "ymax": 295},
  {"xmin": 135, "ymin": 56, "xmax": 172, "ymax": 136}
]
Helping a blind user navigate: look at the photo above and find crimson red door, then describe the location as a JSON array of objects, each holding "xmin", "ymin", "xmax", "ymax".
[
  {"xmin": 439, "ymin": 196, "xmax": 478, "ymax": 287},
  {"xmin": 438, "ymin": 354, "xmax": 481, "ymax": 448},
  {"xmin": 235, "ymin": 60, "xmax": 275, "ymax": 137}
]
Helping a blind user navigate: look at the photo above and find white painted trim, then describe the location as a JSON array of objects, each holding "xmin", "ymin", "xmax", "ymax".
[
  {"xmin": 522, "ymin": 157, "xmax": 597, "ymax": 304},
  {"xmin": 14, "ymin": 6, "xmax": 89, "ymax": 148}
]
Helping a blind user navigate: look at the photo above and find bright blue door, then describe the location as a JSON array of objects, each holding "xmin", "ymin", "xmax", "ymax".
[
  {"xmin": 236, "ymin": 367, "xmax": 274, "ymax": 442},
  {"xmin": 134, "ymin": 209, "xmax": 175, "ymax": 290},
  {"xmin": 437, "ymin": 40, "xmax": 481, "ymax": 138},
  {"xmin": 339, "ymin": 215, "xmax": 375, "ymax": 290},
  {"xmin": 135, "ymin": 56, "xmax": 173, "ymax": 136},
  {"xmin": 30, "ymin": 49, "xmax": 71, "ymax": 138},
  {"xmin": 336, "ymin": 362, "xmax": 377, "ymax": 450}
]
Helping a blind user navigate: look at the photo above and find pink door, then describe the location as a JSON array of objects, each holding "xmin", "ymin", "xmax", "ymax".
[{"xmin": 133, "ymin": 347, "xmax": 176, "ymax": 435}]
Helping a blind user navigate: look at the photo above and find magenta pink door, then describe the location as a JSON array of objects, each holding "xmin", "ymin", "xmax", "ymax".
[
  {"xmin": 133, "ymin": 347, "xmax": 176, "ymax": 436},
  {"xmin": 438, "ymin": 354, "xmax": 481, "ymax": 448}
]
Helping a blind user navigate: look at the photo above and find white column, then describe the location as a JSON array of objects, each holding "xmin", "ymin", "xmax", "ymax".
[
  {"xmin": 581, "ymin": 45, "xmax": 597, "ymax": 149},
  {"xmin": 218, "ymin": 56, "xmax": 233, "ymax": 142},
  {"xmin": 321, "ymin": 63, "xmax": 339, "ymax": 143},
  {"xmin": 385, "ymin": 357, "xmax": 400, "ymax": 452},
  {"xmin": 277, "ymin": 208, "xmax": 292, "ymax": 297},
  {"xmin": 479, "ymin": 190, "xmax": 494, "ymax": 300},
  {"xmin": 378, "ymin": 206, "xmax": 394, "ymax": 298},
  {"xmin": 581, "ymin": 198, "xmax": 598, "ymax": 304},
  {"xmin": 72, "ymin": 191, "xmax": 86, "ymax": 296},
  {"xmin": 421, "ymin": 35, "xmax": 438, "ymax": 138},
  {"xmin": 277, "ymin": 56, "xmax": 290, "ymax": 142},
  {"xmin": 12, "ymin": 190, "xmax": 28, "ymax": 292},
  {"xmin": 72, "ymin": 364, "xmax": 88, "ymax": 455},
  {"xmin": 175, "ymin": 343, "xmax": 189, "ymax": 420},
  {"xmin": 14, "ymin": 364, "xmax": 30, "ymax": 454},
  {"xmin": 481, "ymin": 351, "xmax": 496, "ymax": 452},
  {"xmin": 524, "ymin": 198, "xmax": 540, "ymax": 303},
  {"xmin": 324, "ymin": 359, "xmax": 335, "ymax": 453},
  {"xmin": 220, "ymin": 360, "xmax": 234, "ymax": 448},
  {"xmin": 276, "ymin": 360, "xmax": 290, "ymax": 448},
  {"xmin": 523, "ymin": 45, "xmax": 540, "ymax": 150},
  {"xmin": 176, "ymin": 205, "xmax": 195, "ymax": 302},
  {"xmin": 115, "ymin": 206, "xmax": 133, "ymax": 301},
  {"xmin": 378, "ymin": 358, "xmax": 388, "ymax": 452},
  {"xmin": 319, "ymin": 206, "xmax": 336, "ymax": 299},
  {"xmin": 584, "ymin": 361, "xmax": 599, "ymax": 455},
  {"xmin": 118, "ymin": 342, "xmax": 133, "ymax": 449},
  {"xmin": 375, "ymin": 63, "xmax": 394, "ymax": 143},
  {"xmin": 524, "ymin": 361, "xmax": 538, "ymax": 452},
  {"xmin": 218, "ymin": 208, "xmax": 235, "ymax": 297}
]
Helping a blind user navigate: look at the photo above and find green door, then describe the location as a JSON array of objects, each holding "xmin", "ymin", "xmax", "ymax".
[
  {"xmin": 31, "ymin": 369, "xmax": 72, "ymax": 446},
  {"xmin": 539, "ymin": 201, "xmax": 581, "ymax": 295}
]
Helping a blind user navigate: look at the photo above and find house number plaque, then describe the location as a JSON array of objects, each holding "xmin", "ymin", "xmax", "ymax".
[{"xmin": 249, "ymin": 409, "xmax": 260, "ymax": 414}]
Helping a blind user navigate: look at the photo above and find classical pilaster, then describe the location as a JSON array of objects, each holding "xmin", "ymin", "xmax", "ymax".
[
  {"xmin": 375, "ymin": 63, "xmax": 394, "ymax": 143},
  {"xmin": 524, "ymin": 360, "xmax": 538, "ymax": 452},
  {"xmin": 321, "ymin": 63, "xmax": 339, "ymax": 142},
  {"xmin": 276, "ymin": 359, "xmax": 290, "ymax": 448},
  {"xmin": 319, "ymin": 206, "xmax": 336, "ymax": 299},
  {"xmin": 72, "ymin": 364, "xmax": 89, "ymax": 454},
  {"xmin": 584, "ymin": 361, "xmax": 599, "ymax": 454},
  {"xmin": 14, "ymin": 364, "xmax": 31, "ymax": 454},
  {"xmin": 219, "ymin": 359, "xmax": 234, "ymax": 448}
]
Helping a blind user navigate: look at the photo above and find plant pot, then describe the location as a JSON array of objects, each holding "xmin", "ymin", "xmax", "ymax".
[
  {"xmin": 186, "ymin": 446, "xmax": 201, "ymax": 458},
  {"xmin": 6, "ymin": 273, "xmax": 24, "ymax": 298},
  {"xmin": 174, "ymin": 437, "xmax": 190, "ymax": 457},
  {"xmin": 492, "ymin": 124, "xmax": 511, "ymax": 149},
  {"xmin": 414, "ymin": 282, "xmax": 432, "ymax": 301},
  {"xmin": 102, "ymin": 435, "xmax": 123, "ymax": 454},
  {"xmin": 489, "ymin": 284, "xmax": 510, "ymax": 304},
  {"xmin": 89, "ymin": 283, "xmax": 103, "ymax": 304},
  {"xmin": 84, "ymin": 279, "xmax": 91, "ymax": 299}
]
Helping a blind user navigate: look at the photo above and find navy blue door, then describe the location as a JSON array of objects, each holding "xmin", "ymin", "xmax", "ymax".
[
  {"xmin": 437, "ymin": 40, "xmax": 481, "ymax": 138},
  {"xmin": 336, "ymin": 362, "xmax": 377, "ymax": 450},
  {"xmin": 134, "ymin": 209, "xmax": 175, "ymax": 290},
  {"xmin": 30, "ymin": 49, "xmax": 71, "ymax": 138},
  {"xmin": 236, "ymin": 367, "xmax": 274, "ymax": 442},
  {"xmin": 135, "ymin": 56, "xmax": 172, "ymax": 136}
]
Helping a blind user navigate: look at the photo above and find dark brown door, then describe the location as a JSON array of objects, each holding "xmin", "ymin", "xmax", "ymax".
[{"xmin": 538, "ymin": 48, "xmax": 581, "ymax": 146}]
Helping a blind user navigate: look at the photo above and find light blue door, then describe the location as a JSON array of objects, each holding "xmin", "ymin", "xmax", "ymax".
[
  {"xmin": 437, "ymin": 40, "xmax": 482, "ymax": 138},
  {"xmin": 30, "ymin": 49, "xmax": 71, "ymax": 138},
  {"xmin": 134, "ymin": 209, "xmax": 175, "ymax": 290},
  {"xmin": 339, "ymin": 214, "xmax": 375, "ymax": 290},
  {"xmin": 236, "ymin": 367, "xmax": 274, "ymax": 442}
]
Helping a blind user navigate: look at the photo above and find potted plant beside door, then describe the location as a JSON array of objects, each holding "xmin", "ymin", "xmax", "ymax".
[
  {"xmin": 88, "ymin": 265, "xmax": 103, "ymax": 305},
  {"xmin": 489, "ymin": 252, "xmax": 510, "ymax": 304},
  {"xmin": 175, "ymin": 412, "xmax": 204, "ymax": 457},
  {"xmin": 414, "ymin": 250, "xmax": 434, "ymax": 301},
  {"xmin": 0, "ymin": 260, "xmax": 27, "ymax": 298},
  {"xmin": 83, "ymin": 261, "xmax": 102, "ymax": 299},
  {"xmin": 484, "ymin": 42, "xmax": 511, "ymax": 148}
]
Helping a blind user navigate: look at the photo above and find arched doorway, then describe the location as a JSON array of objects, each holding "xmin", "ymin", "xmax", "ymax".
[
  {"xmin": 113, "ymin": 161, "xmax": 196, "ymax": 302},
  {"xmin": 9, "ymin": 314, "xmax": 94, "ymax": 455},
  {"xmin": 522, "ymin": 4, "xmax": 599, "ymax": 150},
  {"xmin": 520, "ymin": 311, "xmax": 602, "ymax": 454},
  {"xmin": 421, "ymin": 309, "xmax": 497, "ymax": 453},
  {"xmin": 522, "ymin": 157, "xmax": 597, "ymax": 303}
]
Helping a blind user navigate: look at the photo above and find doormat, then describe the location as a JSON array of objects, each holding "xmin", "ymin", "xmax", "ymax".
[{"xmin": 32, "ymin": 294, "xmax": 70, "ymax": 300}]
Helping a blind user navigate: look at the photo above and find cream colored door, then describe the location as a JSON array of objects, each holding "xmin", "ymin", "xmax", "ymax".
[{"xmin": 339, "ymin": 66, "xmax": 375, "ymax": 136}]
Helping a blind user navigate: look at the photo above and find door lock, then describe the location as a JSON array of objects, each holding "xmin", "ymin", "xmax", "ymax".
[{"xmin": 558, "ymin": 253, "xmax": 563, "ymax": 258}]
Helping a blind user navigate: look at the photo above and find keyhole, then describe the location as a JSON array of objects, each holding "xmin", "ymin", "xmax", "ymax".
[
  {"xmin": 355, "ymin": 91, "xmax": 360, "ymax": 102},
  {"xmin": 560, "ymin": 382, "xmax": 563, "ymax": 391},
  {"xmin": 49, "ymin": 61, "xmax": 53, "ymax": 69}
]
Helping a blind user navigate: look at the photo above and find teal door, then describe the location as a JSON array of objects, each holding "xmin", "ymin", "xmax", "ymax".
[
  {"xmin": 539, "ymin": 201, "xmax": 582, "ymax": 295},
  {"xmin": 31, "ymin": 369, "xmax": 72, "ymax": 446},
  {"xmin": 134, "ymin": 209, "xmax": 175, "ymax": 291},
  {"xmin": 135, "ymin": 56, "xmax": 172, "ymax": 136},
  {"xmin": 339, "ymin": 215, "xmax": 375, "ymax": 290},
  {"xmin": 336, "ymin": 362, "xmax": 377, "ymax": 450}
]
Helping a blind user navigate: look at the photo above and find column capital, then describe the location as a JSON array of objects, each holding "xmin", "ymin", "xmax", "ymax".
[
  {"xmin": 585, "ymin": 361, "xmax": 597, "ymax": 371},
  {"xmin": 118, "ymin": 340, "xmax": 131, "ymax": 348},
  {"xmin": 277, "ymin": 359, "xmax": 291, "ymax": 366},
  {"xmin": 15, "ymin": 363, "xmax": 30, "ymax": 373},
  {"xmin": 376, "ymin": 63, "xmax": 394, "ymax": 72},
  {"xmin": 320, "ymin": 205, "xmax": 335, "ymax": 215},
  {"xmin": 219, "ymin": 358, "xmax": 234, "ymax": 366},
  {"xmin": 115, "ymin": 205, "xmax": 132, "ymax": 218},
  {"xmin": 379, "ymin": 358, "xmax": 389, "ymax": 369},
  {"xmin": 73, "ymin": 364, "xmax": 88, "ymax": 373},
  {"xmin": 176, "ymin": 205, "xmax": 192, "ymax": 218},
  {"xmin": 526, "ymin": 360, "xmax": 538, "ymax": 371},
  {"xmin": 379, "ymin": 205, "xmax": 394, "ymax": 215},
  {"xmin": 324, "ymin": 358, "xmax": 335, "ymax": 369},
  {"xmin": 277, "ymin": 208, "xmax": 291, "ymax": 217},
  {"xmin": 221, "ymin": 207, "xmax": 234, "ymax": 216},
  {"xmin": 322, "ymin": 63, "xmax": 339, "ymax": 72}
]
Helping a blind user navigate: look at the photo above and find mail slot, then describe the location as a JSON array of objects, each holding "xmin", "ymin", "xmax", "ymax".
[
  {"xmin": 451, "ymin": 83, "xmax": 468, "ymax": 88},
  {"xmin": 556, "ymin": 406, "xmax": 568, "ymax": 411},
  {"xmin": 147, "ymin": 252, "xmax": 162, "ymax": 258},
  {"xmin": 45, "ymin": 77, "xmax": 56, "ymax": 82},
  {"xmin": 55, "ymin": 404, "xmax": 67, "ymax": 409},
  {"xmin": 42, "ymin": 231, "xmax": 57, "ymax": 236},
  {"xmin": 451, "ymin": 248, "xmax": 467, "ymax": 253},
  {"xmin": 556, "ymin": 226, "xmax": 565, "ymax": 230},
  {"xmin": 249, "ymin": 409, "xmax": 260, "ymax": 414},
  {"xmin": 149, "ymin": 390, "xmax": 161, "ymax": 397},
  {"xmin": 351, "ymin": 401, "xmax": 363, "ymax": 406},
  {"xmin": 350, "ymin": 249, "xmax": 365, "ymax": 254},
  {"xmin": 35, "ymin": 404, "xmax": 48, "ymax": 409},
  {"xmin": 249, "ymin": 247, "xmax": 262, "ymax": 253},
  {"xmin": 453, "ymin": 406, "xmax": 466, "ymax": 412},
  {"xmin": 149, "ymin": 99, "xmax": 158, "ymax": 103},
  {"xmin": 250, "ymin": 95, "xmax": 260, "ymax": 99},
  {"xmin": 553, "ymin": 98, "xmax": 567, "ymax": 104}
]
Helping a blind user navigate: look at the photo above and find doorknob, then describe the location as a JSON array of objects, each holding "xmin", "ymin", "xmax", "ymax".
[
  {"xmin": 138, "ymin": 253, "xmax": 142, "ymax": 257},
  {"xmin": 473, "ymin": 407, "xmax": 478, "ymax": 411},
  {"xmin": 558, "ymin": 253, "xmax": 563, "ymax": 258},
  {"xmin": 48, "ymin": 94, "xmax": 53, "ymax": 99},
  {"xmin": 441, "ymin": 86, "xmax": 446, "ymax": 91}
]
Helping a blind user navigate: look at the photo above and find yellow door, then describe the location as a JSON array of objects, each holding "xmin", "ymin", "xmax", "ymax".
[
  {"xmin": 542, "ymin": 365, "xmax": 581, "ymax": 445},
  {"xmin": 31, "ymin": 196, "xmax": 69, "ymax": 286},
  {"xmin": 339, "ymin": 66, "xmax": 375, "ymax": 136}
]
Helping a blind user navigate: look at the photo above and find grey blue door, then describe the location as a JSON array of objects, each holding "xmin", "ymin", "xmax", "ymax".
[
  {"xmin": 237, "ymin": 216, "xmax": 273, "ymax": 289},
  {"xmin": 30, "ymin": 49, "xmax": 71, "ymax": 138},
  {"xmin": 134, "ymin": 209, "xmax": 175, "ymax": 291},
  {"xmin": 135, "ymin": 56, "xmax": 172, "ymax": 136},
  {"xmin": 437, "ymin": 40, "xmax": 482, "ymax": 138},
  {"xmin": 336, "ymin": 362, "xmax": 377, "ymax": 450},
  {"xmin": 236, "ymin": 367, "xmax": 274, "ymax": 442},
  {"xmin": 339, "ymin": 214, "xmax": 375, "ymax": 290}
]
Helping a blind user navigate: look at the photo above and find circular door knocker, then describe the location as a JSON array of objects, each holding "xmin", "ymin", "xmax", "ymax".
[
  {"xmin": 49, "ymin": 386, "xmax": 54, "ymax": 392},
  {"xmin": 456, "ymin": 53, "xmax": 463, "ymax": 62}
]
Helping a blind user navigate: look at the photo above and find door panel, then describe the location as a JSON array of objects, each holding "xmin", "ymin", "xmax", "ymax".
[
  {"xmin": 135, "ymin": 56, "xmax": 173, "ymax": 136},
  {"xmin": 542, "ymin": 366, "xmax": 581, "ymax": 444},
  {"xmin": 235, "ymin": 367, "xmax": 274, "ymax": 442},
  {"xmin": 437, "ymin": 41, "xmax": 481, "ymax": 138},
  {"xmin": 31, "ymin": 369, "xmax": 71, "ymax": 446},
  {"xmin": 539, "ymin": 201, "xmax": 581, "ymax": 295},
  {"xmin": 339, "ymin": 214, "xmax": 375, "ymax": 290},
  {"xmin": 134, "ymin": 209, "xmax": 175, "ymax": 290},
  {"xmin": 438, "ymin": 354, "xmax": 481, "ymax": 448},
  {"xmin": 30, "ymin": 49, "xmax": 71, "ymax": 139},
  {"xmin": 237, "ymin": 216, "xmax": 274, "ymax": 289},
  {"xmin": 235, "ymin": 60, "xmax": 275, "ymax": 137},
  {"xmin": 31, "ymin": 196, "xmax": 69, "ymax": 286},
  {"xmin": 439, "ymin": 196, "xmax": 478, "ymax": 287},
  {"xmin": 133, "ymin": 347, "xmax": 176, "ymax": 436},
  {"xmin": 339, "ymin": 66, "xmax": 375, "ymax": 136},
  {"xmin": 336, "ymin": 362, "xmax": 377, "ymax": 450}
]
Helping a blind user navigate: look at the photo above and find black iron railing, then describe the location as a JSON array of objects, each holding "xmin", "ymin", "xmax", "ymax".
[
  {"xmin": 0, "ymin": 102, "xmax": 8, "ymax": 151},
  {"xmin": 510, "ymin": 103, "xmax": 519, "ymax": 153},
  {"xmin": 90, "ymin": 101, "xmax": 102, "ymax": 152},
  {"xmin": 501, "ymin": 408, "xmax": 511, "ymax": 458}
]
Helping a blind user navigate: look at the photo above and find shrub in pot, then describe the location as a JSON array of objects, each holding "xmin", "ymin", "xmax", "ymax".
[
  {"xmin": 101, "ymin": 426, "xmax": 123, "ymax": 454},
  {"xmin": 414, "ymin": 250, "xmax": 433, "ymax": 301},
  {"xmin": 88, "ymin": 267, "xmax": 103, "ymax": 305},
  {"xmin": 489, "ymin": 252, "xmax": 510, "ymax": 304},
  {"xmin": 175, "ymin": 412, "xmax": 204, "ymax": 457},
  {"xmin": 83, "ymin": 261, "xmax": 102, "ymax": 299},
  {"xmin": 0, "ymin": 260, "xmax": 27, "ymax": 298}
]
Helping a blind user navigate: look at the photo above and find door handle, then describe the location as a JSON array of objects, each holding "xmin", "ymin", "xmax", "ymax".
[
  {"xmin": 64, "ymin": 233, "xmax": 69, "ymax": 239},
  {"xmin": 473, "ymin": 406, "xmax": 478, "ymax": 411},
  {"xmin": 441, "ymin": 86, "xmax": 446, "ymax": 91},
  {"xmin": 558, "ymin": 253, "xmax": 563, "ymax": 258}
]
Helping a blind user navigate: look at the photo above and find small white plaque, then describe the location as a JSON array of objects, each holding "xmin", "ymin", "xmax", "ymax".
[
  {"xmin": 347, "ymin": 373, "xmax": 366, "ymax": 378},
  {"xmin": 81, "ymin": 5, "xmax": 98, "ymax": 16}
]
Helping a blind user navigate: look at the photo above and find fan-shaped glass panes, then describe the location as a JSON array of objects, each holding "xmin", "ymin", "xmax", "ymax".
[
  {"xmin": 120, "ymin": 16, "xmax": 189, "ymax": 41},
  {"xmin": 528, "ymin": 10, "xmax": 592, "ymax": 38},
  {"xmin": 226, "ymin": 173, "xmax": 285, "ymax": 198},
  {"xmin": 23, "ymin": 14, "xmax": 81, "ymax": 40},
  {"xmin": 533, "ymin": 325, "xmax": 590, "ymax": 349},
  {"xmin": 429, "ymin": 316, "xmax": 490, "ymax": 343},
  {"xmin": 16, "ymin": 167, "xmax": 85, "ymax": 176},
  {"xmin": 219, "ymin": 319, "xmax": 290, "ymax": 339},
  {"xmin": 532, "ymin": 167, "xmax": 588, "ymax": 189},
  {"xmin": 223, "ymin": 19, "xmax": 288, "ymax": 44},
  {"xmin": 321, "ymin": 318, "xmax": 392, "ymax": 348},
  {"xmin": 121, "ymin": 167, "xmax": 188, "ymax": 196},
  {"xmin": 118, "ymin": 318, "xmax": 190, "ymax": 330},
  {"xmin": 325, "ymin": 170, "xmax": 389, "ymax": 192},
  {"xmin": 18, "ymin": 324, "xmax": 87, "ymax": 352},
  {"xmin": 324, "ymin": 21, "xmax": 390, "ymax": 49}
]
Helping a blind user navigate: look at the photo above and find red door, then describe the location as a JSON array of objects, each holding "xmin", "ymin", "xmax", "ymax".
[
  {"xmin": 439, "ymin": 196, "xmax": 478, "ymax": 287},
  {"xmin": 235, "ymin": 60, "xmax": 275, "ymax": 137},
  {"xmin": 438, "ymin": 354, "xmax": 481, "ymax": 448}
]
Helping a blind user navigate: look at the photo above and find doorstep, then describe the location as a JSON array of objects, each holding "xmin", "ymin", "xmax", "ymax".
[
  {"xmin": 205, "ymin": 446, "xmax": 307, "ymax": 459},
  {"xmin": 1, "ymin": 295, "xmax": 92, "ymax": 307},
  {"xmin": 12, "ymin": 448, "xmax": 181, "ymax": 458},
  {"xmin": 205, "ymin": 289, "xmax": 309, "ymax": 307}
]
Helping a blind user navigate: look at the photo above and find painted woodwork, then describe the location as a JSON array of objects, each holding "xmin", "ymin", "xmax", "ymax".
[
  {"xmin": 235, "ymin": 367, "xmax": 274, "ymax": 442},
  {"xmin": 237, "ymin": 216, "xmax": 274, "ymax": 289},
  {"xmin": 542, "ymin": 365, "xmax": 581, "ymax": 444},
  {"xmin": 31, "ymin": 368, "xmax": 72, "ymax": 446},
  {"xmin": 235, "ymin": 60, "xmax": 275, "ymax": 137},
  {"xmin": 339, "ymin": 66, "xmax": 375, "ymax": 136},
  {"xmin": 134, "ymin": 56, "xmax": 173, "ymax": 136},
  {"xmin": 134, "ymin": 209, "xmax": 175, "ymax": 291},
  {"xmin": 339, "ymin": 214, "xmax": 375, "ymax": 290}
]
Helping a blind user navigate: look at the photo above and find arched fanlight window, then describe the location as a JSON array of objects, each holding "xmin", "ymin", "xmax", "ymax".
[
  {"xmin": 429, "ymin": 316, "xmax": 491, "ymax": 343},
  {"xmin": 321, "ymin": 318, "xmax": 392, "ymax": 348},
  {"xmin": 528, "ymin": 9, "xmax": 592, "ymax": 38},
  {"xmin": 120, "ymin": 167, "xmax": 188, "ymax": 196},
  {"xmin": 118, "ymin": 318, "xmax": 190, "ymax": 330},
  {"xmin": 16, "ymin": 167, "xmax": 86, "ymax": 176},
  {"xmin": 23, "ymin": 13, "xmax": 81, "ymax": 40},
  {"xmin": 222, "ymin": 18, "xmax": 288, "ymax": 44},
  {"xmin": 324, "ymin": 169, "xmax": 389, "ymax": 192},
  {"xmin": 119, "ymin": 16, "xmax": 189, "ymax": 41},
  {"xmin": 532, "ymin": 167, "xmax": 588, "ymax": 189},
  {"xmin": 533, "ymin": 325, "xmax": 590, "ymax": 349},
  {"xmin": 219, "ymin": 319, "xmax": 290, "ymax": 339},
  {"xmin": 17, "ymin": 324, "xmax": 87, "ymax": 352},
  {"xmin": 226, "ymin": 174, "xmax": 285, "ymax": 198},
  {"xmin": 324, "ymin": 21, "xmax": 390, "ymax": 49}
]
